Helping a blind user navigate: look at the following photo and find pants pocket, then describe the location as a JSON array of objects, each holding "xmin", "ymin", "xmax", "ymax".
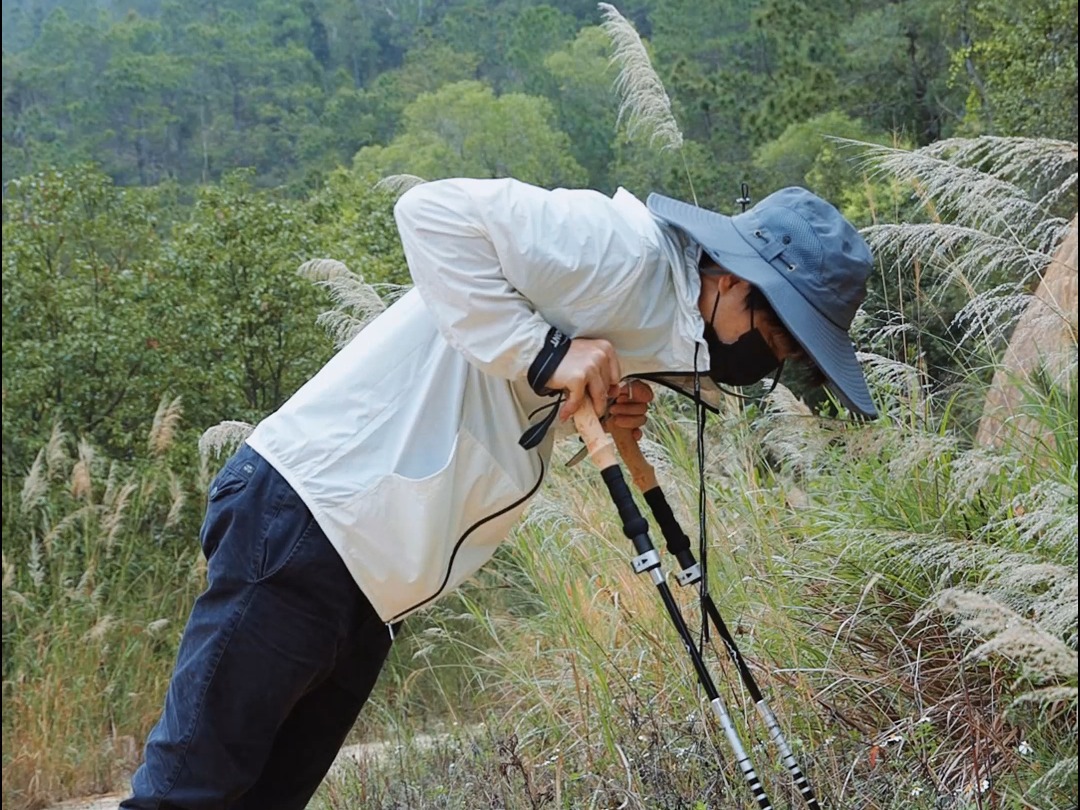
[{"xmin": 254, "ymin": 472, "xmax": 319, "ymax": 583}]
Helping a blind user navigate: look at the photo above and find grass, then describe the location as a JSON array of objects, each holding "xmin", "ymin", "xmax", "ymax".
[
  {"xmin": 311, "ymin": 367, "xmax": 1076, "ymax": 809},
  {"xmin": 2, "ymin": 416, "xmax": 208, "ymax": 808},
  {"xmin": 3, "ymin": 139, "xmax": 1077, "ymax": 809}
]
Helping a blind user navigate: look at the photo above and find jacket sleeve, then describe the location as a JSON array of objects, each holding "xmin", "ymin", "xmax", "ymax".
[{"xmin": 393, "ymin": 177, "xmax": 649, "ymax": 384}]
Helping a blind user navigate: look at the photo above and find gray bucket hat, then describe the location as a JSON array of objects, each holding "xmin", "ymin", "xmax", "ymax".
[{"xmin": 647, "ymin": 187, "xmax": 877, "ymax": 418}]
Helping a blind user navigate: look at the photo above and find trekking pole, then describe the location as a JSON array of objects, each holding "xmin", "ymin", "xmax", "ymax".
[
  {"xmin": 608, "ymin": 425, "xmax": 822, "ymax": 810},
  {"xmin": 572, "ymin": 402, "xmax": 775, "ymax": 810}
]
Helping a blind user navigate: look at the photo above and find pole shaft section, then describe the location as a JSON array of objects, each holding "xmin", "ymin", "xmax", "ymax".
[
  {"xmin": 572, "ymin": 404, "xmax": 774, "ymax": 810},
  {"xmin": 610, "ymin": 425, "xmax": 823, "ymax": 810}
]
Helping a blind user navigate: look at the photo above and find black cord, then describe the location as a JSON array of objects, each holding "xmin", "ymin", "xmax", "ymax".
[
  {"xmin": 696, "ymin": 389, "xmax": 708, "ymax": 646},
  {"xmin": 518, "ymin": 394, "xmax": 564, "ymax": 450},
  {"xmin": 696, "ymin": 290, "xmax": 724, "ymax": 647}
]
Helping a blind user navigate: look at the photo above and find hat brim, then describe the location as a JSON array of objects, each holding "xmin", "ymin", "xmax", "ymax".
[{"xmin": 648, "ymin": 193, "xmax": 877, "ymax": 418}]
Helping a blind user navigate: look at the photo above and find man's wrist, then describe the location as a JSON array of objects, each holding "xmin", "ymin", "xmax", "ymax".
[{"xmin": 527, "ymin": 327, "xmax": 572, "ymax": 396}]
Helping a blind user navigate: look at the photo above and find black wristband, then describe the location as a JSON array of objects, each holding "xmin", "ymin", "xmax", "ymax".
[{"xmin": 527, "ymin": 327, "xmax": 572, "ymax": 396}]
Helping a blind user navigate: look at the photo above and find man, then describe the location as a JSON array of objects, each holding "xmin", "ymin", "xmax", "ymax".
[{"xmin": 122, "ymin": 178, "xmax": 875, "ymax": 809}]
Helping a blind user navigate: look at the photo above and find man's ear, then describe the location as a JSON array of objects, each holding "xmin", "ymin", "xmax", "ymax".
[{"xmin": 716, "ymin": 274, "xmax": 749, "ymax": 294}]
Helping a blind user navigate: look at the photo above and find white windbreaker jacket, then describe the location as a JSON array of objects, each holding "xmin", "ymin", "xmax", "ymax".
[{"xmin": 246, "ymin": 178, "xmax": 708, "ymax": 623}]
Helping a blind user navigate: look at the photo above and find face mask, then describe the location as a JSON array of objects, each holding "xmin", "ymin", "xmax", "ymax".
[{"xmin": 702, "ymin": 296, "xmax": 780, "ymax": 386}]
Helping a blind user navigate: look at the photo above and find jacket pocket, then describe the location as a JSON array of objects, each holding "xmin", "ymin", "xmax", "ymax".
[{"xmin": 344, "ymin": 429, "xmax": 542, "ymax": 621}]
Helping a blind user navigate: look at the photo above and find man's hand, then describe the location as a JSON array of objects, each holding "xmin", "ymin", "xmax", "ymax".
[
  {"xmin": 606, "ymin": 379, "xmax": 653, "ymax": 441},
  {"xmin": 547, "ymin": 338, "xmax": 621, "ymax": 422}
]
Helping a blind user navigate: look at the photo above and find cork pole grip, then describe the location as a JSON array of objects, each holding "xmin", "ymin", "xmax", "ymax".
[
  {"xmin": 571, "ymin": 402, "xmax": 618, "ymax": 469},
  {"xmin": 610, "ymin": 428, "xmax": 659, "ymax": 493}
]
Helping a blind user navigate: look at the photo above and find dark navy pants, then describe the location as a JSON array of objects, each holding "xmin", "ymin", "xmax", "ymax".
[{"xmin": 122, "ymin": 444, "xmax": 395, "ymax": 810}]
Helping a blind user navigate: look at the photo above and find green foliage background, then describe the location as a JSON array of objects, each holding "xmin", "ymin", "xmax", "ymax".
[
  {"xmin": 1, "ymin": 1, "xmax": 1077, "ymax": 807},
  {"xmin": 3, "ymin": 0, "xmax": 1076, "ymax": 458}
]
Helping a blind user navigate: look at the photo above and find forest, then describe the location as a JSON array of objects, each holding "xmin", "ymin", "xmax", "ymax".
[{"xmin": 2, "ymin": 1, "xmax": 1077, "ymax": 808}]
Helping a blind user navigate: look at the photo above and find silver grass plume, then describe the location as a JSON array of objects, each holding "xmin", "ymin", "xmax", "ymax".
[
  {"xmin": 859, "ymin": 136, "xmax": 1076, "ymax": 228},
  {"xmin": 1005, "ymin": 479, "xmax": 1078, "ymax": 560},
  {"xmin": 45, "ymin": 422, "xmax": 69, "ymax": 478},
  {"xmin": 945, "ymin": 445, "xmax": 1020, "ymax": 504},
  {"xmin": 856, "ymin": 351, "xmax": 928, "ymax": 416},
  {"xmin": 199, "ymin": 421, "xmax": 255, "ymax": 462},
  {"xmin": 28, "ymin": 536, "xmax": 44, "ymax": 588},
  {"xmin": 520, "ymin": 491, "xmax": 596, "ymax": 550},
  {"xmin": 982, "ymin": 563, "xmax": 1078, "ymax": 646},
  {"xmin": 70, "ymin": 438, "xmax": 96, "ymax": 500},
  {"xmin": 813, "ymin": 521, "xmax": 1034, "ymax": 591},
  {"xmin": 298, "ymin": 258, "xmax": 403, "ymax": 348},
  {"xmin": 74, "ymin": 564, "xmax": 95, "ymax": 600},
  {"xmin": 637, "ymin": 435, "xmax": 677, "ymax": 489},
  {"xmin": 951, "ymin": 283, "xmax": 1041, "ymax": 349},
  {"xmin": 101, "ymin": 460, "xmax": 120, "ymax": 513},
  {"xmin": 860, "ymin": 137, "xmax": 1076, "ymax": 299},
  {"xmin": 165, "ymin": 470, "xmax": 186, "ymax": 529},
  {"xmin": 20, "ymin": 449, "xmax": 47, "ymax": 517},
  {"xmin": 598, "ymin": 3, "xmax": 683, "ymax": 152},
  {"xmin": 936, "ymin": 588, "xmax": 1078, "ymax": 687},
  {"xmin": 102, "ymin": 481, "xmax": 136, "ymax": 550},
  {"xmin": 83, "ymin": 614, "xmax": 116, "ymax": 644},
  {"xmin": 884, "ymin": 431, "xmax": 957, "ymax": 482},
  {"xmin": 1025, "ymin": 757, "xmax": 1080, "ymax": 801},
  {"xmin": 148, "ymin": 394, "xmax": 183, "ymax": 457},
  {"xmin": 868, "ymin": 222, "xmax": 1055, "ymax": 303},
  {"xmin": 754, "ymin": 382, "xmax": 830, "ymax": 476},
  {"xmin": 374, "ymin": 174, "xmax": 427, "ymax": 197},
  {"xmin": 43, "ymin": 504, "xmax": 105, "ymax": 554}
]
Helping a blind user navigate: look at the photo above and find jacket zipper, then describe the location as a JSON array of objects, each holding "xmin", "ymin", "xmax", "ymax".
[{"xmin": 389, "ymin": 457, "xmax": 546, "ymax": 622}]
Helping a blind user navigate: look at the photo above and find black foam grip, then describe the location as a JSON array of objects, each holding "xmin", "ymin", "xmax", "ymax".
[
  {"xmin": 600, "ymin": 466, "xmax": 652, "ymax": 554},
  {"xmin": 643, "ymin": 488, "xmax": 694, "ymax": 568}
]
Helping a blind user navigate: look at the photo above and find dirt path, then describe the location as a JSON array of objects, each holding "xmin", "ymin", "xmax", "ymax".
[{"xmin": 45, "ymin": 730, "xmax": 464, "ymax": 810}]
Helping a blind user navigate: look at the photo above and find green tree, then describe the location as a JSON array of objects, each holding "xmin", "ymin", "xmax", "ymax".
[
  {"xmin": 354, "ymin": 44, "xmax": 482, "ymax": 146},
  {"xmin": 308, "ymin": 168, "xmax": 410, "ymax": 287},
  {"xmin": 958, "ymin": 0, "xmax": 1078, "ymax": 140},
  {"xmin": 353, "ymin": 80, "xmax": 588, "ymax": 187},
  {"xmin": 1, "ymin": 165, "xmax": 172, "ymax": 464},
  {"xmin": 647, "ymin": 0, "xmax": 761, "ymax": 159},
  {"xmin": 841, "ymin": 0, "xmax": 961, "ymax": 145},
  {"xmin": 506, "ymin": 4, "xmax": 578, "ymax": 95},
  {"xmin": 2, "ymin": 10, "xmax": 104, "ymax": 182},
  {"xmin": 96, "ymin": 13, "xmax": 191, "ymax": 185},
  {"xmin": 752, "ymin": 111, "xmax": 900, "ymax": 205},
  {"xmin": 543, "ymin": 25, "xmax": 619, "ymax": 190},
  {"xmin": 747, "ymin": 0, "xmax": 849, "ymax": 143},
  {"xmin": 162, "ymin": 170, "xmax": 332, "ymax": 427}
]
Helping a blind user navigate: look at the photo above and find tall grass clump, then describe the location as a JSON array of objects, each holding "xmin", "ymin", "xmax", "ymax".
[
  {"xmin": 467, "ymin": 139, "xmax": 1076, "ymax": 808},
  {"xmin": 323, "ymin": 241, "xmax": 1074, "ymax": 808},
  {"xmin": 2, "ymin": 401, "xmax": 207, "ymax": 809},
  {"xmin": 321, "ymin": 57, "xmax": 1076, "ymax": 810}
]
